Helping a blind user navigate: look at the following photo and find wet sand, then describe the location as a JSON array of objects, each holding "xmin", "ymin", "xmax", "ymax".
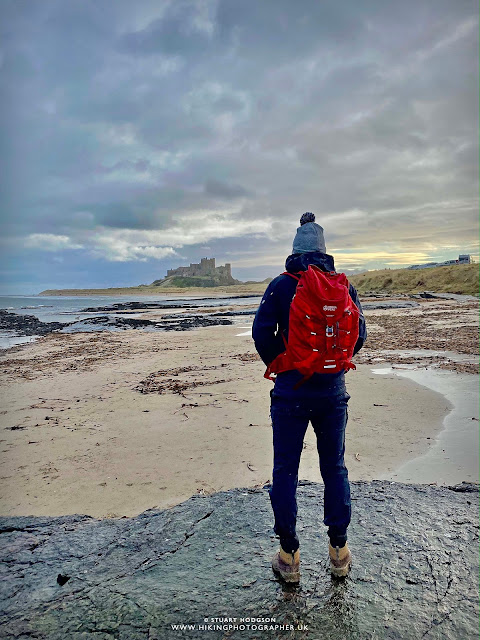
[
  {"xmin": 1, "ymin": 304, "xmax": 472, "ymax": 518},
  {"xmin": 354, "ymin": 297, "xmax": 479, "ymax": 374},
  {"xmin": 374, "ymin": 366, "xmax": 479, "ymax": 484},
  {"xmin": 0, "ymin": 296, "xmax": 478, "ymax": 517}
]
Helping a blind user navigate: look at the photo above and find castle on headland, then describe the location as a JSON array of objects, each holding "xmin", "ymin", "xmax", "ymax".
[
  {"xmin": 166, "ymin": 257, "xmax": 232, "ymax": 279},
  {"xmin": 408, "ymin": 254, "xmax": 471, "ymax": 270},
  {"xmin": 151, "ymin": 257, "xmax": 239, "ymax": 287}
]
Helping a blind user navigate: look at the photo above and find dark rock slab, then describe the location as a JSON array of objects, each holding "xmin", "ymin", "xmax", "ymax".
[
  {"xmin": 79, "ymin": 302, "xmax": 199, "ymax": 313},
  {"xmin": 0, "ymin": 310, "xmax": 69, "ymax": 336},
  {"xmin": 361, "ymin": 301, "xmax": 420, "ymax": 310},
  {"xmin": 410, "ymin": 292, "xmax": 479, "ymax": 302},
  {"xmin": 76, "ymin": 315, "xmax": 156, "ymax": 329},
  {"xmin": 0, "ymin": 481, "xmax": 478, "ymax": 640},
  {"xmin": 410, "ymin": 291, "xmax": 439, "ymax": 299},
  {"xmin": 210, "ymin": 309, "xmax": 256, "ymax": 317},
  {"xmin": 0, "ymin": 311, "xmax": 233, "ymax": 338},
  {"xmin": 151, "ymin": 316, "xmax": 232, "ymax": 331},
  {"xmin": 79, "ymin": 295, "xmax": 261, "ymax": 313},
  {"xmin": 160, "ymin": 310, "xmax": 256, "ymax": 319},
  {"xmin": 66, "ymin": 314, "xmax": 233, "ymax": 331}
]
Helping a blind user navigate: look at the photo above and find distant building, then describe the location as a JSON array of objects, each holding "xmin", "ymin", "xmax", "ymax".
[
  {"xmin": 166, "ymin": 257, "xmax": 233, "ymax": 279},
  {"xmin": 407, "ymin": 254, "xmax": 471, "ymax": 269}
]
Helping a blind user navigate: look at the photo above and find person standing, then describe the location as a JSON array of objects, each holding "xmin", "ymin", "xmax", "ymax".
[{"xmin": 252, "ymin": 212, "xmax": 367, "ymax": 582}]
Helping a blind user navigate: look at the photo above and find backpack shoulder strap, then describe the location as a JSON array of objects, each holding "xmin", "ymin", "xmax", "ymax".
[{"xmin": 281, "ymin": 271, "xmax": 302, "ymax": 281}]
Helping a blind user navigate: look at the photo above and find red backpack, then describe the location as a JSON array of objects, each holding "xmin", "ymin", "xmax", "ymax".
[{"xmin": 264, "ymin": 264, "xmax": 360, "ymax": 388}]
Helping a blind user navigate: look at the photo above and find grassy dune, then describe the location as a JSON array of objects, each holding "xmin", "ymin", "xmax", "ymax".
[
  {"xmin": 349, "ymin": 263, "xmax": 479, "ymax": 296},
  {"xmin": 39, "ymin": 263, "xmax": 478, "ymax": 297}
]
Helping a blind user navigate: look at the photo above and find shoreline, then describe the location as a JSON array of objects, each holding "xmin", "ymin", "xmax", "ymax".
[
  {"xmin": 374, "ymin": 366, "xmax": 479, "ymax": 484},
  {"xmin": 37, "ymin": 285, "xmax": 269, "ymax": 297}
]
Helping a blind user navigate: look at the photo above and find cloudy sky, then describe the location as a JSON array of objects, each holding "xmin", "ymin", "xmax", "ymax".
[{"xmin": 1, "ymin": 0, "xmax": 478, "ymax": 294}]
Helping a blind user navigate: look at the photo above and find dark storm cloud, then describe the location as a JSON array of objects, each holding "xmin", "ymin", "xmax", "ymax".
[
  {"xmin": 204, "ymin": 179, "xmax": 252, "ymax": 199},
  {"xmin": 0, "ymin": 0, "xmax": 478, "ymax": 290}
]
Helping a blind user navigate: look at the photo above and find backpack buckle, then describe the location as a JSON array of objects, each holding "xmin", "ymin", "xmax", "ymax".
[{"xmin": 326, "ymin": 326, "xmax": 334, "ymax": 337}]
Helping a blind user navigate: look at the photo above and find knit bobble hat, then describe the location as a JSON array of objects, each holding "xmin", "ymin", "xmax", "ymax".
[{"xmin": 292, "ymin": 212, "xmax": 326, "ymax": 254}]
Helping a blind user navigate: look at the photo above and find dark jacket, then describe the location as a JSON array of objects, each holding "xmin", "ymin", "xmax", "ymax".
[{"xmin": 252, "ymin": 251, "xmax": 367, "ymax": 392}]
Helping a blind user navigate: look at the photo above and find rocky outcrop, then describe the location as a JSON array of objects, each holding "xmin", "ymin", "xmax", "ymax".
[
  {"xmin": 0, "ymin": 310, "xmax": 234, "ymax": 339},
  {"xmin": 0, "ymin": 481, "xmax": 478, "ymax": 639},
  {"xmin": 361, "ymin": 301, "xmax": 420, "ymax": 310},
  {"xmin": 78, "ymin": 295, "xmax": 260, "ymax": 313},
  {"xmin": 66, "ymin": 315, "xmax": 234, "ymax": 333},
  {"xmin": 0, "ymin": 310, "xmax": 68, "ymax": 336}
]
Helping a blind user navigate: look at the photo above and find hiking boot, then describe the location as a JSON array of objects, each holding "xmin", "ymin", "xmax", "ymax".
[
  {"xmin": 329, "ymin": 542, "xmax": 352, "ymax": 577},
  {"xmin": 271, "ymin": 546, "xmax": 300, "ymax": 583}
]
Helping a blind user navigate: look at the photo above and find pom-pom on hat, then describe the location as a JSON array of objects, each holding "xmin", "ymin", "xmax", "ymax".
[
  {"xmin": 292, "ymin": 212, "xmax": 326, "ymax": 254},
  {"xmin": 300, "ymin": 211, "xmax": 316, "ymax": 225}
]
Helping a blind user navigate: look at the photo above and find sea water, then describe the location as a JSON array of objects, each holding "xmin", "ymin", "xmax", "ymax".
[{"xmin": 0, "ymin": 294, "xmax": 262, "ymax": 349}]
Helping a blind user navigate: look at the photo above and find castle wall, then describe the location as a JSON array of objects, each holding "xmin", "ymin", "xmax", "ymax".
[
  {"xmin": 166, "ymin": 258, "xmax": 231, "ymax": 279},
  {"xmin": 216, "ymin": 264, "xmax": 232, "ymax": 277}
]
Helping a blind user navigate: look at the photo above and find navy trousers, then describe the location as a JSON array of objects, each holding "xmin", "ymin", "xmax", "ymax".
[{"xmin": 269, "ymin": 374, "xmax": 351, "ymax": 552}]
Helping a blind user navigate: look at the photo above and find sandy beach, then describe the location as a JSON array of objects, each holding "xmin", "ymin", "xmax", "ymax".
[{"xmin": 0, "ymin": 296, "xmax": 478, "ymax": 518}]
